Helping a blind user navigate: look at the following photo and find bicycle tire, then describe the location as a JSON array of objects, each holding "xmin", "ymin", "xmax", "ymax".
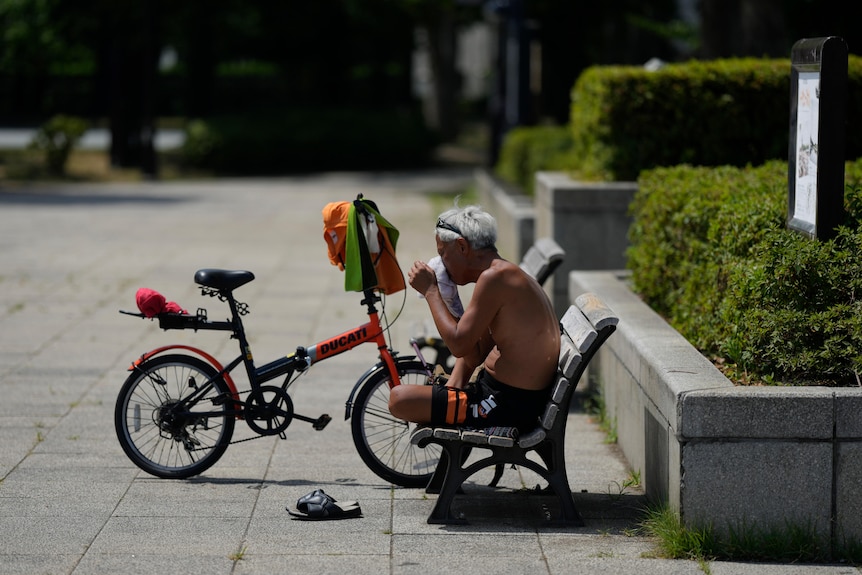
[
  {"xmin": 351, "ymin": 359, "xmax": 441, "ymax": 488},
  {"xmin": 114, "ymin": 354, "xmax": 236, "ymax": 479}
]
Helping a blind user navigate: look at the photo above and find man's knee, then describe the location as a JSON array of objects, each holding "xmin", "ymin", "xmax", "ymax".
[
  {"xmin": 388, "ymin": 385, "xmax": 409, "ymax": 418},
  {"xmin": 389, "ymin": 385, "xmax": 403, "ymax": 419},
  {"xmin": 388, "ymin": 385, "xmax": 432, "ymax": 422}
]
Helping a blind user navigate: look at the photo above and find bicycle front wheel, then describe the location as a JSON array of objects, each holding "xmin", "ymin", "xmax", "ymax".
[
  {"xmin": 351, "ymin": 360, "xmax": 441, "ymax": 488},
  {"xmin": 114, "ymin": 354, "xmax": 236, "ymax": 479}
]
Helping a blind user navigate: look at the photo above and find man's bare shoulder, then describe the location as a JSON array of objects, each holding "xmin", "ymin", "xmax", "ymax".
[
  {"xmin": 483, "ymin": 258, "xmax": 535, "ymax": 287},
  {"xmin": 482, "ymin": 258, "xmax": 523, "ymax": 279}
]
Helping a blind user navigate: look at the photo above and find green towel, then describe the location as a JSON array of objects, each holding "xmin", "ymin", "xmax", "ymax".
[{"xmin": 344, "ymin": 199, "xmax": 404, "ymax": 294}]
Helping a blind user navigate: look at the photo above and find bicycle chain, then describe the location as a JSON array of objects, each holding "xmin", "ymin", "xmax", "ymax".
[{"xmin": 187, "ymin": 433, "xmax": 268, "ymax": 452}]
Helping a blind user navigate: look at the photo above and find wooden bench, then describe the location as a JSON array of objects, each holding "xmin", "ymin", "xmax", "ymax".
[
  {"xmin": 410, "ymin": 292, "xmax": 618, "ymax": 525},
  {"xmin": 518, "ymin": 236, "xmax": 565, "ymax": 286}
]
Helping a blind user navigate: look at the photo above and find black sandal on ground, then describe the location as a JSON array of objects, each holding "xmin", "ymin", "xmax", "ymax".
[{"xmin": 287, "ymin": 489, "xmax": 362, "ymax": 520}]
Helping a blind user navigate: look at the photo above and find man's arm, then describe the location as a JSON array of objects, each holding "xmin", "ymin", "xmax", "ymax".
[
  {"xmin": 409, "ymin": 260, "xmax": 502, "ymax": 370},
  {"xmin": 444, "ymin": 330, "xmax": 494, "ymax": 389},
  {"xmin": 436, "ymin": 267, "xmax": 503, "ymax": 358},
  {"xmin": 405, "ymin": 262, "xmax": 465, "ymax": 355},
  {"xmin": 421, "ymin": 283, "xmax": 460, "ymax": 343}
]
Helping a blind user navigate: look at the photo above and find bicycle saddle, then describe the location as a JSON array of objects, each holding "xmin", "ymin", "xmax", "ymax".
[{"xmin": 194, "ymin": 269, "xmax": 255, "ymax": 291}]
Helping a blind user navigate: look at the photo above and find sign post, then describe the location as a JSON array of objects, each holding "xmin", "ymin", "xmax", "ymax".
[{"xmin": 788, "ymin": 36, "xmax": 848, "ymax": 240}]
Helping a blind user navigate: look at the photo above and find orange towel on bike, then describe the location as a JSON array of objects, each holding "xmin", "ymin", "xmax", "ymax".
[
  {"xmin": 322, "ymin": 198, "xmax": 405, "ymax": 295},
  {"xmin": 323, "ymin": 201, "xmax": 351, "ymax": 270}
]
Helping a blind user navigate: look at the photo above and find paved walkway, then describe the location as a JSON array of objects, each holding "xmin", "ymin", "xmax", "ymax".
[{"xmin": 0, "ymin": 173, "xmax": 854, "ymax": 574}]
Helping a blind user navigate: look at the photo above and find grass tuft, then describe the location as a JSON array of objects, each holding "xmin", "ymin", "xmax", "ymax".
[{"xmin": 640, "ymin": 505, "xmax": 862, "ymax": 564}]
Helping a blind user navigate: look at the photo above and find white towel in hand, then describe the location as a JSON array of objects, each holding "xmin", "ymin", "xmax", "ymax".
[{"xmin": 425, "ymin": 256, "xmax": 464, "ymax": 318}]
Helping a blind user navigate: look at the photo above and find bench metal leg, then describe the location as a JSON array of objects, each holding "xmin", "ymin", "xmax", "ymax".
[
  {"xmin": 424, "ymin": 440, "xmax": 584, "ymax": 526},
  {"xmin": 425, "ymin": 450, "xmax": 448, "ymax": 495},
  {"xmin": 427, "ymin": 444, "xmax": 470, "ymax": 524}
]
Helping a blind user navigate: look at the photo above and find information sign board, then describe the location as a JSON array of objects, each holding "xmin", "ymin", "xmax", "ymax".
[{"xmin": 788, "ymin": 37, "xmax": 847, "ymax": 240}]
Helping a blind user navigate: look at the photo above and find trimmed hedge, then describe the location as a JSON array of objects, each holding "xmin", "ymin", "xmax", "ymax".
[
  {"xmin": 181, "ymin": 107, "xmax": 436, "ymax": 174},
  {"xmin": 494, "ymin": 125, "xmax": 573, "ymax": 194},
  {"xmin": 570, "ymin": 59, "xmax": 794, "ymax": 180},
  {"xmin": 495, "ymin": 56, "xmax": 862, "ymax": 189},
  {"xmin": 627, "ymin": 160, "xmax": 862, "ymax": 385}
]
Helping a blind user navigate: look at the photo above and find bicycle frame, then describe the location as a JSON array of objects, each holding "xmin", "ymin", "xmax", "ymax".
[
  {"xmin": 126, "ymin": 288, "xmax": 406, "ymax": 419},
  {"xmin": 300, "ymin": 291, "xmax": 401, "ymax": 386},
  {"xmin": 117, "ymin": 262, "xmax": 444, "ymax": 486}
]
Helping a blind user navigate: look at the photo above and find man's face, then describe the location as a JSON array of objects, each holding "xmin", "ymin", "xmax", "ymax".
[{"xmin": 436, "ymin": 235, "xmax": 465, "ymax": 285}]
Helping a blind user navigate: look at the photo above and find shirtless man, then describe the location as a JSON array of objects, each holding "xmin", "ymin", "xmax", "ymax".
[{"xmin": 388, "ymin": 205, "xmax": 560, "ymax": 431}]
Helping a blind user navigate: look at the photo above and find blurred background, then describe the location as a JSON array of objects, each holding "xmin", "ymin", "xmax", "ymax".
[{"xmin": 1, "ymin": 0, "xmax": 860, "ymax": 180}]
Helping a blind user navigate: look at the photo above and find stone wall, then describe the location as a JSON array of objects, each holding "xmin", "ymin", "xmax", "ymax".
[
  {"xmin": 534, "ymin": 173, "xmax": 636, "ymax": 317},
  {"xmin": 570, "ymin": 270, "xmax": 862, "ymax": 550}
]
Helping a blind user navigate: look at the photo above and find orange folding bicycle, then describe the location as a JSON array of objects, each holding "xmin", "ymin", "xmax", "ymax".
[{"xmin": 114, "ymin": 198, "xmax": 441, "ymax": 487}]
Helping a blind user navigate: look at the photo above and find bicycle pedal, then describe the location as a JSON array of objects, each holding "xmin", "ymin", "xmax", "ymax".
[{"xmin": 312, "ymin": 414, "xmax": 332, "ymax": 431}]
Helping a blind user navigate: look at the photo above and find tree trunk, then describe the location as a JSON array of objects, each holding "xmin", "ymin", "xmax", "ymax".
[
  {"xmin": 106, "ymin": 1, "xmax": 158, "ymax": 176},
  {"xmin": 425, "ymin": 12, "xmax": 459, "ymax": 141},
  {"xmin": 185, "ymin": 1, "xmax": 215, "ymax": 118}
]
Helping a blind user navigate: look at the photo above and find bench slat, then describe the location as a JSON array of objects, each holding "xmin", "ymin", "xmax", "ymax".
[
  {"xmin": 561, "ymin": 306, "xmax": 598, "ymax": 353},
  {"xmin": 559, "ymin": 337, "xmax": 581, "ymax": 379},
  {"xmin": 433, "ymin": 428, "xmax": 460, "ymax": 441},
  {"xmin": 549, "ymin": 376, "xmax": 569, "ymax": 404},
  {"xmin": 519, "ymin": 248, "xmax": 546, "ymax": 278},
  {"xmin": 519, "ymin": 237, "xmax": 564, "ymax": 286},
  {"xmin": 517, "ymin": 428, "xmax": 546, "ymax": 448},
  {"xmin": 575, "ymin": 292, "xmax": 620, "ymax": 331},
  {"xmin": 461, "ymin": 430, "xmax": 491, "ymax": 445},
  {"xmin": 534, "ymin": 237, "xmax": 565, "ymax": 261},
  {"xmin": 541, "ymin": 403, "xmax": 559, "ymax": 431},
  {"xmin": 487, "ymin": 435, "xmax": 516, "ymax": 448}
]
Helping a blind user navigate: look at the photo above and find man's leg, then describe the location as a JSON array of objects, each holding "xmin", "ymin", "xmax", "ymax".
[
  {"xmin": 388, "ymin": 384, "xmax": 435, "ymax": 422},
  {"xmin": 389, "ymin": 383, "xmax": 470, "ymax": 425}
]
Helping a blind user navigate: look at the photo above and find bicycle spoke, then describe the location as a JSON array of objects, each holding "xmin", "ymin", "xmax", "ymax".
[
  {"xmin": 116, "ymin": 355, "xmax": 235, "ymax": 479},
  {"xmin": 351, "ymin": 361, "xmax": 441, "ymax": 487}
]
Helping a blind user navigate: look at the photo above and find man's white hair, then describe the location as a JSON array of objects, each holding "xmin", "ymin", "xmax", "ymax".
[{"xmin": 436, "ymin": 204, "xmax": 497, "ymax": 250}]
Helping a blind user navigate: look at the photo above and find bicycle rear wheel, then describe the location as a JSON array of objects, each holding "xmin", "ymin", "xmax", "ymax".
[
  {"xmin": 351, "ymin": 359, "xmax": 441, "ymax": 488},
  {"xmin": 114, "ymin": 354, "xmax": 236, "ymax": 479}
]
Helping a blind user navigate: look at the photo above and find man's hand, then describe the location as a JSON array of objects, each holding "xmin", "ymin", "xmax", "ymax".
[{"xmin": 408, "ymin": 260, "xmax": 438, "ymax": 296}]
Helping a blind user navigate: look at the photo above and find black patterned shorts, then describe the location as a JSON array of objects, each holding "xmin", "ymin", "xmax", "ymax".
[{"xmin": 429, "ymin": 369, "xmax": 549, "ymax": 431}]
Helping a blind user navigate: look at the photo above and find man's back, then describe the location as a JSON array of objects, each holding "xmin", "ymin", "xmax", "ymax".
[{"xmin": 479, "ymin": 259, "xmax": 560, "ymax": 391}]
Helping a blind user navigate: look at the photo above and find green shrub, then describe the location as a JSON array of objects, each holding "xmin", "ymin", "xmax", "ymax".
[
  {"xmin": 181, "ymin": 119, "xmax": 223, "ymax": 167},
  {"xmin": 570, "ymin": 59, "xmax": 794, "ymax": 181},
  {"xmin": 567, "ymin": 56, "xmax": 862, "ymax": 181},
  {"xmin": 494, "ymin": 125, "xmax": 573, "ymax": 193},
  {"xmin": 720, "ymin": 224, "xmax": 862, "ymax": 384},
  {"xmin": 181, "ymin": 107, "xmax": 435, "ymax": 174},
  {"xmin": 494, "ymin": 57, "xmax": 862, "ymax": 191},
  {"xmin": 628, "ymin": 160, "xmax": 862, "ymax": 385},
  {"xmin": 29, "ymin": 114, "xmax": 89, "ymax": 175}
]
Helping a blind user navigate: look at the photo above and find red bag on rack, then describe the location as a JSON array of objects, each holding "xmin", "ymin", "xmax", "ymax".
[{"xmin": 136, "ymin": 288, "xmax": 188, "ymax": 318}]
